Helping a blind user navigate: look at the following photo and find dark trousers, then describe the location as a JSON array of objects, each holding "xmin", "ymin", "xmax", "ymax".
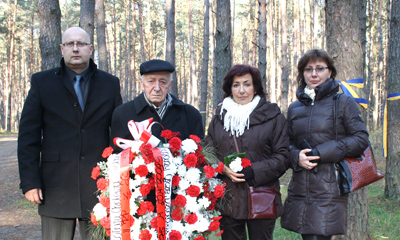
[
  {"xmin": 302, "ymin": 234, "xmax": 332, "ymax": 240},
  {"xmin": 220, "ymin": 216, "xmax": 276, "ymax": 240},
  {"xmin": 41, "ymin": 215, "xmax": 93, "ymax": 240}
]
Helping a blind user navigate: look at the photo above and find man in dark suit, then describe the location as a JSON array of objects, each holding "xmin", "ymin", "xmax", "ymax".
[
  {"xmin": 18, "ymin": 27, "xmax": 122, "ymax": 240},
  {"xmin": 111, "ymin": 59, "xmax": 204, "ymax": 150}
]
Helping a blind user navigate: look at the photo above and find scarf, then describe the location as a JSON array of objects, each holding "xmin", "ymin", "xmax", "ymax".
[
  {"xmin": 304, "ymin": 85, "xmax": 316, "ymax": 100},
  {"xmin": 220, "ymin": 95, "xmax": 260, "ymax": 137}
]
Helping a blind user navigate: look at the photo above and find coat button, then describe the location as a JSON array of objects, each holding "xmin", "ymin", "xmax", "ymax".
[
  {"xmin": 81, "ymin": 129, "xmax": 85, "ymax": 133},
  {"xmin": 80, "ymin": 156, "xmax": 85, "ymax": 160},
  {"xmin": 74, "ymin": 102, "xmax": 78, "ymax": 107}
]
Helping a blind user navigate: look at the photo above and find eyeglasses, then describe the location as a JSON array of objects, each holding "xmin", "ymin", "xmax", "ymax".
[
  {"xmin": 61, "ymin": 42, "xmax": 91, "ymax": 48},
  {"xmin": 304, "ymin": 67, "xmax": 329, "ymax": 74}
]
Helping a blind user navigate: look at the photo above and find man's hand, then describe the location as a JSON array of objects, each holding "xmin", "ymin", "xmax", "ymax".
[{"xmin": 25, "ymin": 188, "xmax": 43, "ymax": 204}]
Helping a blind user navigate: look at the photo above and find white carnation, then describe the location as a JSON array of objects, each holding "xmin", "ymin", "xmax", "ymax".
[
  {"xmin": 186, "ymin": 196, "xmax": 201, "ymax": 212},
  {"xmin": 186, "ymin": 168, "xmax": 201, "ymax": 184},
  {"xmin": 177, "ymin": 164, "xmax": 187, "ymax": 177},
  {"xmin": 229, "ymin": 157, "xmax": 243, "ymax": 172},
  {"xmin": 130, "ymin": 140, "xmax": 144, "ymax": 153},
  {"xmin": 93, "ymin": 203, "xmax": 107, "ymax": 220},
  {"xmin": 198, "ymin": 196, "xmax": 211, "ymax": 209},
  {"xmin": 181, "ymin": 139, "xmax": 198, "ymax": 154}
]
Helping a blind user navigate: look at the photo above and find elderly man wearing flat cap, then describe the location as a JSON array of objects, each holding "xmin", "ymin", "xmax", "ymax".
[{"xmin": 111, "ymin": 59, "xmax": 204, "ymax": 148}]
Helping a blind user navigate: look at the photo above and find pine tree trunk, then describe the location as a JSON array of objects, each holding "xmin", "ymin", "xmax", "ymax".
[
  {"xmin": 385, "ymin": 0, "xmax": 400, "ymax": 200},
  {"xmin": 213, "ymin": 0, "xmax": 232, "ymax": 108},
  {"xmin": 188, "ymin": 0, "xmax": 198, "ymax": 108},
  {"xmin": 165, "ymin": 0, "xmax": 177, "ymax": 97},
  {"xmin": 200, "ymin": 0, "xmax": 210, "ymax": 127},
  {"xmin": 326, "ymin": 0, "xmax": 371, "ymax": 239},
  {"xmin": 137, "ymin": 0, "xmax": 146, "ymax": 62},
  {"xmin": 37, "ymin": 0, "xmax": 62, "ymax": 71},
  {"xmin": 95, "ymin": 0, "xmax": 109, "ymax": 71},
  {"xmin": 80, "ymin": 0, "xmax": 95, "ymax": 59},
  {"xmin": 280, "ymin": 0, "xmax": 289, "ymax": 115},
  {"xmin": 258, "ymin": 0, "xmax": 267, "ymax": 91}
]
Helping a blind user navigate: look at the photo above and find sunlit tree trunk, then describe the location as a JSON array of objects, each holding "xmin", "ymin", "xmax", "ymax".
[
  {"xmin": 213, "ymin": 0, "xmax": 232, "ymax": 108},
  {"xmin": 200, "ymin": 0, "xmax": 210, "ymax": 127},
  {"xmin": 385, "ymin": 0, "xmax": 400, "ymax": 200},
  {"xmin": 280, "ymin": 0, "xmax": 289, "ymax": 115},
  {"xmin": 80, "ymin": 0, "xmax": 95, "ymax": 59},
  {"xmin": 326, "ymin": 0, "xmax": 370, "ymax": 239},
  {"xmin": 165, "ymin": 0, "xmax": 177, "ymax": 96},
  {"xmin": 95, "ymin": 0, "xmax": 109, "ymax": 71},
  {"xmin": 137, "ymin": 0, "xmax": 146, "ymax": 62},
  {"xmin": 37, "ymin": 0, "xmax": 62, "ymax": 70},
  {"xmin": 188, "ymin": 0, "xmax": 198, "ymax": 108},
  {"xmin": 258, "ymin": 0, "xmax": 267, "ymax": 90}
]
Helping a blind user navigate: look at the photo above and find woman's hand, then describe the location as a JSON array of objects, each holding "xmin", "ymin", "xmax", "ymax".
[
  {"xmin": 299, "ymin": 149, "xmax": 320, "ymax": 170},
  {"xmin": 223, "ymin": 165, "xmax": 246, "ymax": 183}
]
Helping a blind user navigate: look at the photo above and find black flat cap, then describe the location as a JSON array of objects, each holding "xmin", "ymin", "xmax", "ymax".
[{"xmin": 140, "ymin": 59, "xmax": 175, "ymax": 75}]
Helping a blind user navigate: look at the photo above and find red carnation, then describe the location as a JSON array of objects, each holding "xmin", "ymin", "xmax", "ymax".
[
  {"xmin": 183, "ymin": 153, "xmax": 197, "ymax": 168},
  {"xmin": 135, "ymin": 165, "xmax": 149, "ymax": 177},
  {"xmin": 140, "ymin": 183, "xmax": 152, "ymax": 197},
  {"xmin": 140, "ymin": 143, "xmax": 154, "ymax": 164},
  {"xmin": 213, "ymin": 184, "xmax": 224, "ymax": 198},
  {"xmin": 136, "ymin": 201, "xmax": 148, "ymax": 215},
  {"xmin": 171, "ymin": 208, "xmax": 184, "ymax": 221},
  {"xmin": 241, "ymin": 158, "xmax": 252, "ymax": 168},
  {"xmin": 150, "ymin": 217, "xmax": 158, "ymax": 229},
  {"xmin": 91, "ymin": 166, "xmax": 101, "ymax": 180},
  {"xmin": 203, "ymin": 165, "xmax": 215, "ymax": 178},
  {"xmin": 169, "ymin": 137, "xmax": 182, "ymax": 152},
  {"xmin": 186, "ymin": 185, "xmax": 201, "ymax": 197},
  {"xmin": 106, "ymin": 229, "xmax": 111, "ymax": 237},
  {"xmin": 96, "ymin": 178, "xmax": 108, "ymax": 191},
  {"xmin": 184, "ymin": 213, "xmax": 198, "ymax": 224},
  {"xmin": 100, "ymin": 216, "xmax": 111, "ymax": 229},
  {"xmin": 100, "ymin": 195, "xmax": 110, "ymax": 208},
  {"xmin": 173, "ymin": 195, "xmax": 187, "ymax": 208},
  {"xmin": 189, "ymin": 135, "xmax": 201, "ymax": 143},
  {"xmin": 148, "ymin": 175, "xmax": 156, "ymax": 189},
  {"xmin": 169, "ymin": 230, "xmax": 182, "ymax": 240},
  {"xmin": 194, "ymin": 235, "xmax": 205, "ymax": 240},
  {"xmin": 215, "ymin": 162, "xmax": 224, "ymax": 174},
  {"xmin": 102, "ymin": 147, "xmax": 114, "ymax": 158},
  {"xmin": 145, "ymin": 201, "xmax": 155, "ymax": 212},
  {"xmin": 171, "ymin": 131, "xmax": 181, "ymax": 138},
  {"xmin": 208, "ymin": 220, "xmax": 220, "ymax": 232},
  {"xmin": 90, "ymin": 214, "xmax": 98, "ymax": 226},
  {"xmin": 172, "ymin": 175, "xmax": 181, "ymax": 186},
  {"xmin": 161, "ymin": 130, "xmax": 173, "ymax": 139},
  {"xmin": 139, "ymin": 229, "xmax": 152, "ymax": 240}
]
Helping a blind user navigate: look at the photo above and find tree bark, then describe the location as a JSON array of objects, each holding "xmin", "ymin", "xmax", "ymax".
[
  {"xmin": 188, "ymin": 0, "xmax": 198, "ymax": 108},
  {"xmin": 200, "ymin": 0, "xmax": 210, "ymax": 127},
  {"xmin": 80, "ymin": 0, "xmax": 95, "ymax": 59},
  {"xmin": 385, "ymin": 0, "xmax": 400, "ymax": 200},
  {"xmin": 137, "ymin": 0, "xmax": 146, "ymax": 62},
  {"xmin": 213, "ymin": 0, "xmax": 232, "ymax": 108},
  {"xmin": 258, "ymin": 0, "xmax": 267, "ymax": 91},
  {"xmin": 37, "ymin": 0, "xmax": 62, "ymax": 71},
  {"xmin": 326, "ymin": 0, "xmax": 371, "ymax": 239},
  {"xmin": 95, "ymin": 0, "xmax": 109, "ymax": 71},
  {"xmin": 280, "ymin": 0, "xmax": 289, "ymax": 115},
  {"xmin": 165, "ymin": 0, "xmax": 177, "ymax": 97}
]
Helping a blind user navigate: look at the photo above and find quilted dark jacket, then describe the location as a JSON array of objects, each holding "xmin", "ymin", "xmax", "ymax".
[
  {"xmin": 206, "ymin": 97, "xmax": 289, "ymax": 219},
  {"xmin": 281, "ymin": 78, "xmax": 369, "ymax": 236}
]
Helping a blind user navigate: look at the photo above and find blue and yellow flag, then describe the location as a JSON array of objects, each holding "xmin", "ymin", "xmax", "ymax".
[
  {"xmin": 383, "ymin": 92, "xmax": 400, "ymax": 157},
  {"xmin": 336, "ymin": 79, "xmax": 368, "ymax": 109}
]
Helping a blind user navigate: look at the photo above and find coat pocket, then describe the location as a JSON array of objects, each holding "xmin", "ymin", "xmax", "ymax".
[{"xmin": 40, "ymin": 151, "xmax": 60, "ymax": 187}]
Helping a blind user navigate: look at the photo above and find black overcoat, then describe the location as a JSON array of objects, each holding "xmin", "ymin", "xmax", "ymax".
[
  {"xmin": 110, "ymin": 93, "xmax": 204, "ymax": 148},
  {"xmin": 18, "ymin": 58, "xmax": 122, "ymax": 218}
]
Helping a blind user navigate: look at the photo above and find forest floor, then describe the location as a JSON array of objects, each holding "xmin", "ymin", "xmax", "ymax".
[{"xmin": 0, "ymin": 134, "xmax": 82, "ymax": 240}]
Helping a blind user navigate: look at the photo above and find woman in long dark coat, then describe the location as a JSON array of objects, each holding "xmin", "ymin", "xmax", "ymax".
[
  {"xmin": 281, "ymin": 49, "xmax": 369, "ymax": 240},
  {"xmin": 206, "ymin": 64, "xmax": 289, "ymax": 240}
]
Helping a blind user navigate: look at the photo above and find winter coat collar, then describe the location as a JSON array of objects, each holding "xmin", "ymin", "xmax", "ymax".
[
  {"xmin": 134, "ymin": 92, "xmax": 186, "ymax": 114},
  {"xmin": 296, "ymin": 78, "xmax": 339, "ymax": 105},
  {"xmin": 216, "ymin": 97, "xmax": 282, "ymax": 127}
]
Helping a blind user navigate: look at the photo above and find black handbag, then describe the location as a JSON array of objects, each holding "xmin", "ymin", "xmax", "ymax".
[{"xmin": 333, "ymin": 94, "xmax": 384, "ymax": 196}]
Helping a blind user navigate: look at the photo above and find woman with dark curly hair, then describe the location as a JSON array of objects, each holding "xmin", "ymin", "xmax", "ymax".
[
  {"xmin": 281, "ymin": 49, "xmax": 369, "ymax": 240},
  {"xmin": 206, "ymin": 64, "xmax": 289, "ymax": 239}
]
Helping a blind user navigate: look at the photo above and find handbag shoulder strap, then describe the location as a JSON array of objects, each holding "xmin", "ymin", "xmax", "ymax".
[
  {"xmin": 333, "ymin": 93, "xmax": 342, "ymax": 141},
  {"xmin": 233, "ymin": 134, "xmax": 240, "ymax": 153}
]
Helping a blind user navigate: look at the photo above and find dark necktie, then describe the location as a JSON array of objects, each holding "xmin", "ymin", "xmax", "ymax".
[{"xmin": 74, "ymin": 75, "xmax": 84, "ymax": 111}]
